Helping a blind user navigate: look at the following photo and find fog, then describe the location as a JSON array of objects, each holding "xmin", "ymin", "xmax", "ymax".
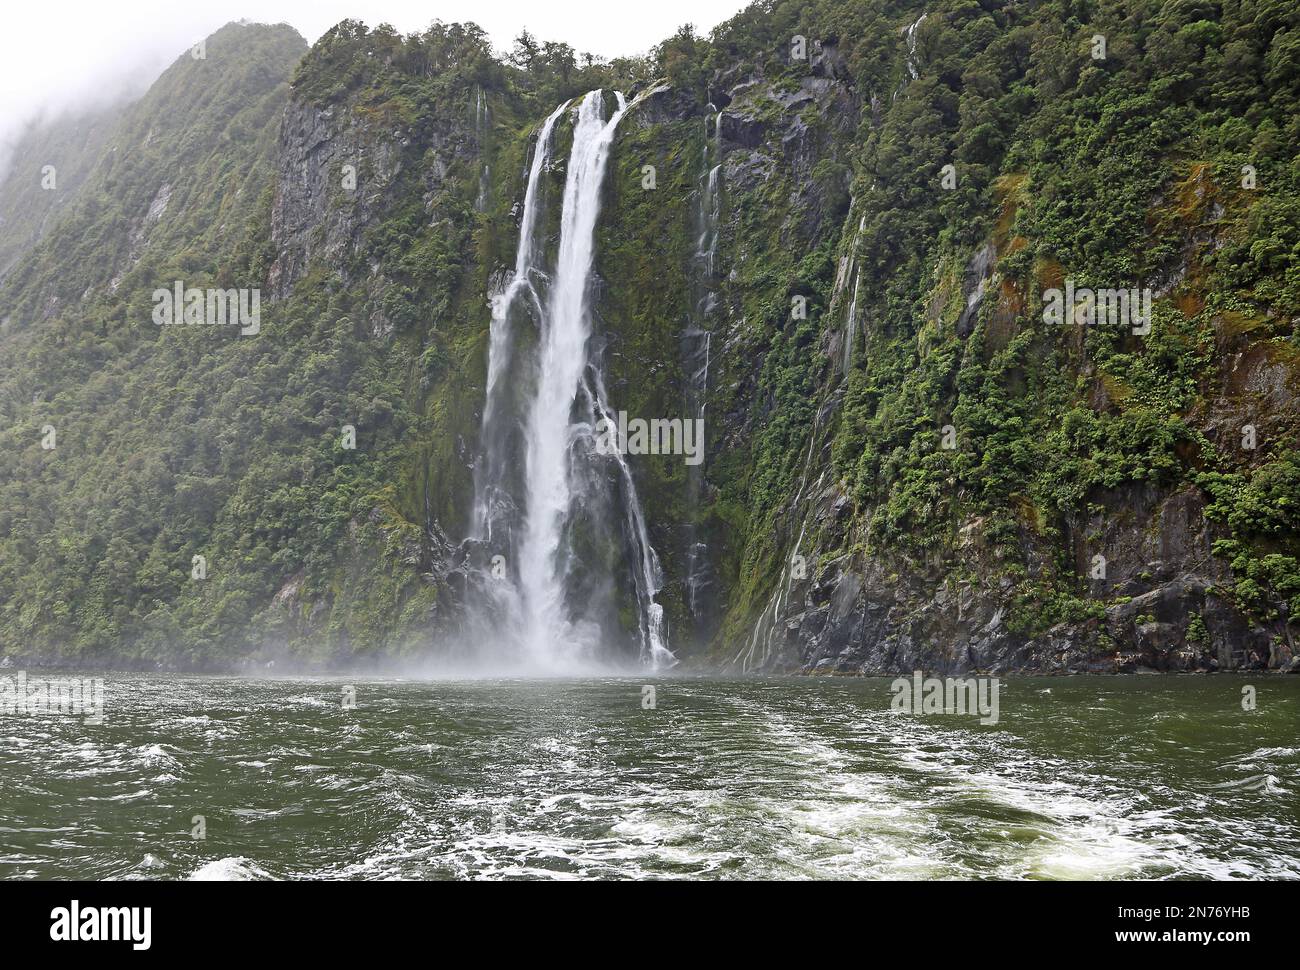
[{"xmin": 0, "ymin": 0, "xmax": 748, "ymax": 179}]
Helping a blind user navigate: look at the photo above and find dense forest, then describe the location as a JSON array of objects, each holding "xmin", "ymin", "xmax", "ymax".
[{"xmin": 0, "ymin": 1, "xmax": 1297, "ymax": 673}]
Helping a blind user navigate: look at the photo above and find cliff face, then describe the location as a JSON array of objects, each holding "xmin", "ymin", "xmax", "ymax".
[
  {"xmin": 267, "ymin": 99, "xmax": 401, "ymax": 301},
  {"xmin": 1, "ymin": 5, "xmax": 1298, "ymax": 673},
  {"xmin": 589, "ymin": 1, "xmax": 1300, "ymax": 676}
]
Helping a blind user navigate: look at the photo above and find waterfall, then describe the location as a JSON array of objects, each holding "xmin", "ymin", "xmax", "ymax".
[
  {"xmin": 894, "ymin": 12, "xmax": 928, "ymax": 101},
  {"xmin": 468, "ymin": 90, "xmax": 673, "ymax": 671},
  {"xmin": 905, "ymin": 13, "xmax": 927, "ymax": 80},
  {"xmin": 842, "ymin": 271, "xmax": 861, "ymax": 374},
  {"xmin": 516, "ymin": 91, "xmax": 626, "ymax": 665},
  {"xmin": 683, "ymin": 109, "xmax": 723, "ymax": 629},
  {"xmin": 473, "ymin": 87, "xmax": 491, "ymax": 212},
  {"xmin": 730, "ymin": 429, "xmax": 827, "ymax": 673},
  {"xmin": 733, "ymin": 203, "xmax": 863, "ymax": 671},
  {"xmin": 842, "ymin": 214, "xmax": 865, "ymax": 375},
  {"xmin": 472, "ymin": 99, "xmax": 570, "ymax": 551}
]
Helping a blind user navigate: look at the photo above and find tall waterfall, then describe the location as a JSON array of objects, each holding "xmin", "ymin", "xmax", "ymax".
[{"xmin": 468, "ymin": 90, "xmax": 674, "ymax": 672}]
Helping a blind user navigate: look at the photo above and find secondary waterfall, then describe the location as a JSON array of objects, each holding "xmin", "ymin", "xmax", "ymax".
[
  {"xmin": 472, "ymin": 88, "xmax": 491, "ymax": 212},
  {"xmin": 841, "ymin": 213, "xmax": 865, "ymax": 374},
  {"xmin": 683, "ymin": 108, "xmax": 723, "ymax": 633},
  {"xmin": 468, "ymin": 90, "xmax": 674, "ymax": 671},
  {"xmin": 732, "ymin": 203, "xmax": 863, "ymax": 671},
  {"xmin": 894, "ymin": 12, "xmax": 929, "ymax": 101},
  {"xmin": 905, "ymin": 13, "xmax": 928, "ymax": 79}
]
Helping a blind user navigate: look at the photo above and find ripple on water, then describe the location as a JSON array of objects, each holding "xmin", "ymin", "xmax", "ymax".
[
  {"xmin": 2, "ymin": 675, "xmax": 1297, "ymax": 880},
  {"xmin": 188, "ymin": 857, "xmax": 272, "ymax": 881}
]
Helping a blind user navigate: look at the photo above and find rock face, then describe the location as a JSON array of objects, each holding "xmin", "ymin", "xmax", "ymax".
[
  {"xmin": 741, "ymin": 477, "xmax": 1293, "ymax": 676},
  {"xmin": 621, "ymin": 31, "xmax": 1300, "ymax": 677},
  {"xmin": 269, "ymin": 101, "xmax": 393, "ymax": 299},
  {"xmin": 8, "ymin": 14, "xmax": 1296, "ymax": 675},
  {"xmin": 267, "ymin": 100, "xmax": 412, "ymax": 301},
  {"xmin": 268, "ymin": 97, "xmax": 480, "ymax": 304},
  {"xmin": 606, "ymin": 55, "xmax": 1297, "ymax": 676}
]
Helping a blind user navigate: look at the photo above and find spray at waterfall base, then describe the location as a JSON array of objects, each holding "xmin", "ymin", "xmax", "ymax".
[{"xmin": 463, "ymin": 90, "xmax": 673, "ymax": 671}]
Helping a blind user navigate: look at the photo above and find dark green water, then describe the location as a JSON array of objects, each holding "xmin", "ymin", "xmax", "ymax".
[{"xmin": 1, "ymin": 674, "xmax": 1297, "ymax": 879}]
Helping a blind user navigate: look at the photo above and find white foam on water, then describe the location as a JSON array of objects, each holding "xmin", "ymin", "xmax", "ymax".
[{"xmin": 188, "ymin": 857, "xmax": 271, "ymax": 881}]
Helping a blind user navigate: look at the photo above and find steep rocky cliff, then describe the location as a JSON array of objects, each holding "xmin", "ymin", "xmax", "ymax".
[
  {"xmin": 1, "ymin": 3, "xmax": 1297, "ymax": 673},
  {"xmin": 591, "ymin": 0, "xmax": 1300, "ymax": 676},
  {"xmin": 676, "ymin": 1, "xmax": 1300, "ymax": 675}
]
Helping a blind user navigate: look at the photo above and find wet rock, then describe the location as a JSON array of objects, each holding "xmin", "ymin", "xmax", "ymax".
[
  {"xmin": 810, "ymin": 41, "xmax": 850, "ymax": 81},
  {"xmin": 718, "ymin": 109, "xmax": 767, "ymax": 149},
  {"xmin": 268, "ymin": 95, "xmax": 474, "ymax": 302},
  {"xmin": 629, "ymin": 83, "xmax": 698, "ymax": 126},
  {"xmin": 955, "ymin": 243, "xmax": 997, "ymax": 338}
]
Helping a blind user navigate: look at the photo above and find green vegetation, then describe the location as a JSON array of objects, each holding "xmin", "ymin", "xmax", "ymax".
[
  {"xmin": 693, "ymin": 0, "xmax": 1300, "ymax": 646},
  {"xmin": 1, "ymin": 1, "xmax": 1297, "ymax": 667}
]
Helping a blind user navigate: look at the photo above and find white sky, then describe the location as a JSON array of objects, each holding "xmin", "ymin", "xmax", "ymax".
[{"xmin": 0, "ymin": 0, "xmax": 749, "ymax": 165}]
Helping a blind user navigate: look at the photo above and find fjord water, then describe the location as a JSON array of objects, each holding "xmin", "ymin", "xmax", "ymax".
[{"xmin": 2, "ymin": 674, "xmax": 1297, "ymax": 880}]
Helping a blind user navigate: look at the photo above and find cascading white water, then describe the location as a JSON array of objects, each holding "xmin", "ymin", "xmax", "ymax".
[
  {"xmin": 842, "ymin": 214, "xmax": 865, "ymax": 374},
  {"xmin": 517, "ymin": 91, "xmax": 631, "ymax": 665},
  {"xmin": 683, "ymin": 108, "xmax": 723, "ymax": 625},
  {"xmin": 469, "ymin": 90, "xmax": 673, "ymax": 671},
  {"xmin": 474, "ymin": 87, "xmax": 492, "ymax": 212},
  {"xmin": 905, "ymin": 13, "xmax": 928, "ymax": 80},
  {"xmin": 473, "ymin": 99, "xmax": 569, "ymax": 548},
  {"xmin": 731, "ymin": 438, "xmax": 826, "ymax": 673},
  {"xmin": 590, "ymin": 367, "xmax": 674, "ymax": 669},
  {"xmin": 894, "ymin": 12, "xmax": 929, "ymax": 101}
]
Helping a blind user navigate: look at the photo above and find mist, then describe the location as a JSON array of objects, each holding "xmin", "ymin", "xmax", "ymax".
[{"xmin": 0, "ymin": 0, "xmax": 747, "ymax": 181}]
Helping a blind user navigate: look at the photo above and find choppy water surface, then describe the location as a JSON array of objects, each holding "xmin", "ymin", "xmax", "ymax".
[{"xmin": 1, "ymin": 674, "xmax": 1297, "ymax": 880}]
